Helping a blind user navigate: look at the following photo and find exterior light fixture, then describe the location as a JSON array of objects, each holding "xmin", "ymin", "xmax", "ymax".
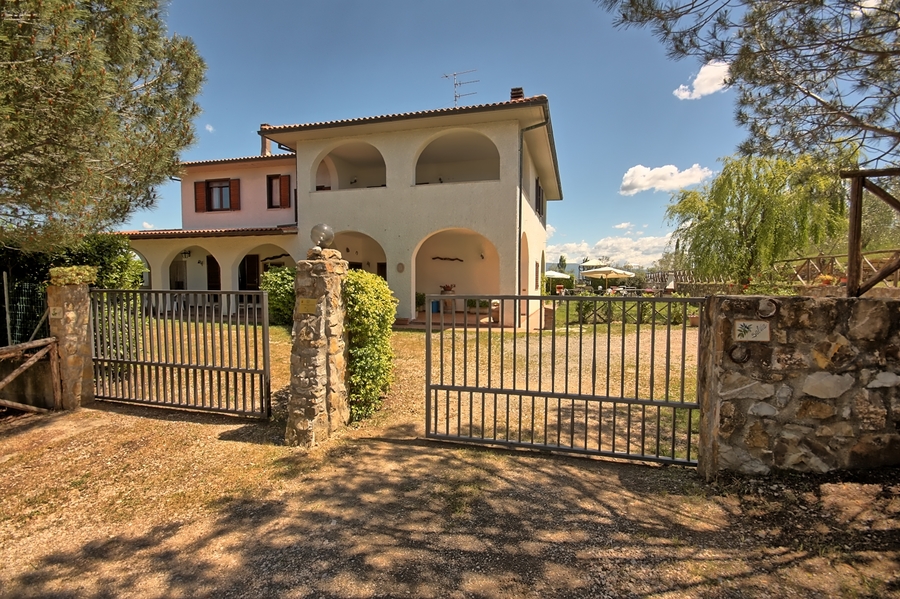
[
  {"xmin": 310, "ymin": 223, "xmax": 334, "ymax": 249},
  {"xmin": 180, "ymin": 250, "xmax": 191, "ymax": 259}
]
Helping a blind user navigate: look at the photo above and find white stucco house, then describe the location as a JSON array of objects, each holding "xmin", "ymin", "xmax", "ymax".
[{"xmin": 126, "ymin": 88, "xmax": 562, "ymax": 322}]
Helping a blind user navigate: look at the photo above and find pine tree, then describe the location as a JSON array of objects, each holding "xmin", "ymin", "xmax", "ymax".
[
  {"xmin": 0, "ymin": 0, "xmax": 205, "ymax": 252},
  {"xmin": 598, "ymin": 0, "xmax": 900, "ymax": 166}
]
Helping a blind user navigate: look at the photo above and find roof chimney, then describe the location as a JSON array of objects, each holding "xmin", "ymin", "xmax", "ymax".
[
  {"xmin": 510, "ymin": 87, "xmax": 524, "ymax": 101},
  {"xmin": 260, "ymin": 123, "xmax": 271, "ymax": 156}
]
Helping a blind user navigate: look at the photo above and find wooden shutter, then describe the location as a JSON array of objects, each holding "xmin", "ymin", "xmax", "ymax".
[
  {"xmin": 194, "ymin": 181, "xmax": 207, "ymax": 212},
  {"xmin": 279, "ymin": 174, "xmax": 291, "ymax": 208},
  {"xmin": 230, "ymin": 179, "xmax": 241, "ymax": 211}
]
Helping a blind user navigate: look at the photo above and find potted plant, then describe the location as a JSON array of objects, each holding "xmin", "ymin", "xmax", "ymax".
[
  {"xmin": 415, "ymin": 292, "xmax": 426, "ymax": 312},
  {"xmin": 466, "ymin": 298, "xmax": 491, "ymax": 314},
  {"xmin": 687, "ymin": 304, "xmax": 700, "ymax": 327},
  {"xmin": 440, "ymin": 284, "xmax": 455, "ymax": 313}
]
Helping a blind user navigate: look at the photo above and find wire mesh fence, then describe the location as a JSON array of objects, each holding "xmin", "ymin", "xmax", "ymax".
[{"xmin": 0, "ymin": 272, "xmax": 49, "ymax": 347}]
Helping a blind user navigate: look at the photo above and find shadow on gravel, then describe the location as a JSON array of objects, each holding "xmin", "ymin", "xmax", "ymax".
[{"xmin": 6, "ymin": 420, "xmax": 899, "ymax": 599}]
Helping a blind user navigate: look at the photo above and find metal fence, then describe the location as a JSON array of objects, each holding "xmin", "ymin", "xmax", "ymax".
[
  {"xmin": 425, "ymin": 294, "xmax": 703, "ymax": 465},
  {"xmin": 90, "ymin": 289, "xmax": 271, "ymax": 418},
  {"xmin": 0, "ymin": 272, "xmax": 49, "ymax": 347}
]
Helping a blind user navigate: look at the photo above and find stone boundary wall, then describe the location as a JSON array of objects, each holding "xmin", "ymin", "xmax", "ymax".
[
  {"xmin": 676, "ymin": 282, "xmax": 900, "ymax": 299},
  {"xmin": 698, "ymin": 295, "xmax": 900, "ymax": 479},
  {"xmin": 285, "ymin": 248, "xmax": 350, "ymax": 447},
  {"xmin": 47, "ymin": 284, "xmax": 93, "ymax": 409}
]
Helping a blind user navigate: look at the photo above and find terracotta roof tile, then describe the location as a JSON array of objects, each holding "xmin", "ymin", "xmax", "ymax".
[
  {"xmin": 121, "ymin": 226, "xmax": 297, "ymax": 240},
  {"xmin": 260, "ymin": 95, "xmax": 548, "ymax": 133},
  {"xmin": 181, "ymin": 152, "xmax": 295, "ymax": 168}
]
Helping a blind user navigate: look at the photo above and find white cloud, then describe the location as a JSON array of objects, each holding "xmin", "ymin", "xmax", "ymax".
[
  {"xmin": 613, "ymin": 222, "xmax": 632, "ymax": 230},
  {"xmin": 852, "ymin": 0, "xmax": 881, "ymax": 17},
  {"xmin": 619, "ymin": 163, "xmax": 713, "ymax": 196},
  {"xmin": 545, "ymin": 224, "xmax": 556, "ymax": 238},
  {"xmin": 205, "ymin": 124, "xmax": 215, "ymax": 133},
  {"xmin": 547, "ymin": 232, "xmax": 672, "ymax": 268},
  {"xmin": 673, "ymin": 60, "xmax": 730, "ymax": 100},
  {"xmin": 142, "ymin": 222, "xmax": 155, "ymax": 229}
]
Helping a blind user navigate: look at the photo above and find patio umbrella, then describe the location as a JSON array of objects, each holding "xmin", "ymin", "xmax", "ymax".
[
  {"xmin": 582, "ymin": 266, "xmax": 635, "ymax": 279},
  {"xmin": 579, "ymin": 259, "xmax": 606, "ymax": 269},
  {"xmin": 544, "ymin": 270, "xmax": 570, "ymax": 279},
  {"xmin": 581, "ymin": 266, "xmax": 635, "ymax": 291}
]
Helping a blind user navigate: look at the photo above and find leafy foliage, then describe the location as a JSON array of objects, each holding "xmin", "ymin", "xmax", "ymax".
[
  {"xmin": 666, "ymin": 154, "xmax": 848, "ymax": 284},
  {"xmin": 598, "ymin": 0, "xmax": 900, "ymax": 166},
  {"xmin": 260, "ymin": 266, "xmax": 296, "ymax": 326},
  {"xmin": 343, "ymin": 270, "xmax": 397, "ymax": 421},
  {"xmin": 0, "ymin": 233, "xmax": 144, "ymax": 289},
  {"xmin": 49, "ymin": 266, "xmax": 97, "ymax": 286},
  {"xmin": 0, "ymin": 0, "xmax": 205, "ymax": 251}
]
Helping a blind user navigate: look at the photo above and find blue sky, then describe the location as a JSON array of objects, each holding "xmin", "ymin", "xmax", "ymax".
[{"xmin": 125, "ymin": 0, "xmax": 746, "ymax": 267}]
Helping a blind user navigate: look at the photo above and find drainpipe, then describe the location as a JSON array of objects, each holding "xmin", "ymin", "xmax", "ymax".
[{"xmin": 517, "ymin": 105, "xmax": 550, "ymax": 327}]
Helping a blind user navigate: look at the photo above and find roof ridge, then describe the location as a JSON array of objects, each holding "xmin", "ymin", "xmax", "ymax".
[{"xmin": 260, "ymin": 95, "xmax": 548, "ymax": 132}]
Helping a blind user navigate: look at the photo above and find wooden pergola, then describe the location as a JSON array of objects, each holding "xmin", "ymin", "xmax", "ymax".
[{"xmin": 840, "ymin": 167, "xmax": 900, "ymax": 297}]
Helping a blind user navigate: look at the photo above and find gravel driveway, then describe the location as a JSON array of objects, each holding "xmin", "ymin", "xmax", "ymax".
[{"xmin": 0, "ymin": 331, "xmax": 897, "ymax": 598}]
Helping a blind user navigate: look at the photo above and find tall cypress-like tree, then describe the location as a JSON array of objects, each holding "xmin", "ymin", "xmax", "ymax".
[
  {"xmin": 0, "ymin": 0, "xmax": 205, "ymax": 252},
  {"xmin": 666, "ymin": 154, "xmax": 848, "ymax": 283},
  {"xmin": 598, "ymin": 1, "xmax": 900, "ymax": 166}
]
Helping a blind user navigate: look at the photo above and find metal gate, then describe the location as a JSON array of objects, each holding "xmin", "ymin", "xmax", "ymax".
[
  {"xmin": 425, "ymin": 294, "xmax": 702, "ymax": 465},
  {"xmin": 91, "ymin": 289, "xmax": 270, "ymax": 419}
]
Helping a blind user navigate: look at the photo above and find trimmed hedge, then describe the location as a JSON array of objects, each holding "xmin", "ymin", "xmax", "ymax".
[
  {"xmin": 343, "ymin": 269, "xmax": 397, "ymax": 421},
  {"xmin": 260, "ymin": 265, "xmax": 296, "ymax": 326},
  {"xmin": 49, "ymin": 266, "xmax": 98, "ymax": 286}
]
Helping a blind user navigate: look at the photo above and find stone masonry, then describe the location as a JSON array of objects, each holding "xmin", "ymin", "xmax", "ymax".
[
  {"xmin": 285, "ymin": 248, "xmax": 350, "ymax": 447},
  {"xmin": 46, "ymin": 284, "xmax": 94, "ymax": 409},
  {"xmin": 698, "ymin": 295, "xmax": 900, "ymax": 479}
]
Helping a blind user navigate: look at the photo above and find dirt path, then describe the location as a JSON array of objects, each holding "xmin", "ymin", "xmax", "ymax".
[{"xmin": 0, "ymin": 332, "xmax": 898, "ymax": 598}]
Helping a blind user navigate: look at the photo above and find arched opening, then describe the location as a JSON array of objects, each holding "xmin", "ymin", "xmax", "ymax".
[
  {"xmin": 520, "ymin": 232, "xmax": 530, "ymax": 295},
  {"xmin": 236, "ymin": 243, "xmax": 295, "ymax": 291},
  {"xmin": 415, "ymin": 130, "xmax": 500, "ymax": 185},
  {"xmin": 167, "ymin": 245, "xmax": 214, "ymax": 290},
  {"xmin": 333, "ymin": 231, "xmax": 387, "ymax": 279},
  {"xmin": 313, "ymin": 142, "xmax": 386, "ymax": 191},
  {"xmin": 130, "ymin": 249, "xmax": 151, "ymax": 289},
  {"xmin": 414, "ymin": 229, "xmax": 499, "ymax": 300}
]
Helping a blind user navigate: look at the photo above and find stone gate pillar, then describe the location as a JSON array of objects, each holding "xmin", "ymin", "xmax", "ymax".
[
  {"xmin": 285, "ymin": 248, "xmax": 350, "ymax": 447},
  {"xmin": 46, "ymin": 283, "xmax": 94, "ymax": 410}
]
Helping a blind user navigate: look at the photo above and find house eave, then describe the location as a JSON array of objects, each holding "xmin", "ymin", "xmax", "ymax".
[{"xmin": 121, "ymin": 226, "xmax": 298, "ymax": 240}]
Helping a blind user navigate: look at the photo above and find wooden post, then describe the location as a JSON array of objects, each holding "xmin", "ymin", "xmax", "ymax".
[
  {"xmin": 49, "ymin": 340, "xmax": 62, "ymax": 410},
  {"xmin": 847, "ymin": 176, "xmax": 863, "ymax": 297}
]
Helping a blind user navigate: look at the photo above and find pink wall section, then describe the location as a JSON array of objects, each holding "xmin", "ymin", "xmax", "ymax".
[{"xmin": 181, "ymin": 157, "xmax": 295, "ymax": 230}]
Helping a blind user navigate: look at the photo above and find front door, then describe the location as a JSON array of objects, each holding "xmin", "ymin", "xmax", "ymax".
[
  {"xmin": 239, "ymin": 255, "xmax": 260, "ymax": 290},
  {"xmin": 207, "ymin": 256, "xmax": 221, "ymax": 290}
]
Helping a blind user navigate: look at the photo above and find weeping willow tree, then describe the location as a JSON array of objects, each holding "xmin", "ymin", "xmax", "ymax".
[{"xmin": 666, "ymin": 154, "xmax": 848, "ymax": 284}]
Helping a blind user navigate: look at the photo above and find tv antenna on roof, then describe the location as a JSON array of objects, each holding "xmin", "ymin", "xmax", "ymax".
[{"xmin": 442, "ymin": 69, "xmax": 479, "ymax": 106}]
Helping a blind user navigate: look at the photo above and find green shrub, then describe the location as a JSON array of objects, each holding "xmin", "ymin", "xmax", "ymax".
[
  {"xmin": 415, "ymin": 292, "xmax": 426, "ymax": 309},
  {"xmin": 260, "ymin": 266, "xmax": 296, "ymax": 326},
  {"xmin": 0, "ymin": 233, "xmax": 143, "ymax": 289},
  {"xmin": 343, "ymin": 269, "xmax": 397, "ymax": 421},
  {"xmin": 49, "ymin": 266, "xmax": 98, "ymax": 286}
]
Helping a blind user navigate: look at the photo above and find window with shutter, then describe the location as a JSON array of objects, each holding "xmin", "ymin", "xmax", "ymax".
[
  {"xmin": 268, "ymin": 174, "xmax": 291, "ymax": 209},
  {"xmin": 535, "ymin": 178, "xmax": 544, "ymax": 217},
  {"xmin": 207, "ymin": 179, "xmax": 231, "ymax": 211},
  {"xmin": 229, "ymin": 179, "xmax": 241, "ymax": 211},
  {"xmin": 279, "ymin": 174, "xmax": 291, "ymax": 208},
  {"xmin": 194, "ymin": 181, "xmax": 207, "ymax": 213}
]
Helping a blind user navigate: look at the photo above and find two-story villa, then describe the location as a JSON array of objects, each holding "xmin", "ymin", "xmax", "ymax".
[{"xmin": 126, "ymin": 88, "xmax": 562, "ymax": 321}]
